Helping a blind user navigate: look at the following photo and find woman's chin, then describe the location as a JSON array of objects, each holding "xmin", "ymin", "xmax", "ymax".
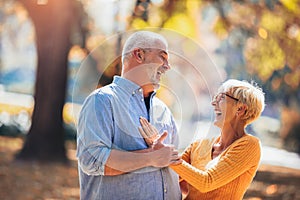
[{"xmin": 213, "ymin": 120, "xmax": 222, "ymax": 128}]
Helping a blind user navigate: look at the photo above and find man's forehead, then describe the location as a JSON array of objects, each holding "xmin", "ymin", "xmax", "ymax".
[
  {"xmin": 153, "ymin": 41, "xmax": 168, "ymax": 55},
  {"xmin": 156, "ymin": 41, "xmax": 168, "ymax": 51}
]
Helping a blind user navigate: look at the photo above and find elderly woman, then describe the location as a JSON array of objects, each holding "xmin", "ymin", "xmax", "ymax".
[{"xmin": 139, "ymin": 79, "xmax": 265, "ymax": 200}]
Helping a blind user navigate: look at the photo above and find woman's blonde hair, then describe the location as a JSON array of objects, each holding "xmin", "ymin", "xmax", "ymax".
[{"xmin": 219, "ymin": 79, "xmax": 265, "ymax": 124}]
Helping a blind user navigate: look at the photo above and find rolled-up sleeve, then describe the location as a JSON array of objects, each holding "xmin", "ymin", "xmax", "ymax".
[{"xmin": 76, "ymin": 91, "xmax": 113, "ymax": 176}]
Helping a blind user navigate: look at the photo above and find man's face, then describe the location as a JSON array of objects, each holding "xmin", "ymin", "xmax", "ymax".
[{"xmin": 142, "ymin": 47, "xmax": 170, "ymax": 89}]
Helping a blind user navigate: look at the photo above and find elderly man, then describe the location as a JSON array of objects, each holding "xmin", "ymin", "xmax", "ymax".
[{"xmin": 76, "ymin": 31, "xmax": 181, "ymax": 200}]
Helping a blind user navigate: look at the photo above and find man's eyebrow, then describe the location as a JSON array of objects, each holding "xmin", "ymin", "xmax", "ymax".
[{"xmin": 160, "ymin": 50, "xmax": 168, "ymax": 58}]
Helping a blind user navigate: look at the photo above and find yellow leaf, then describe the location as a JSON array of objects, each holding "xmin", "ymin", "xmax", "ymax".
[
  {"xmin": 280, "ymin": 0, "xmax": 300, "ymax": 14},
  {"xmin": 131, "ymin": 18, "xmax": 149, "ymax": 29},
  {"xmin": 163, "ymin": 13, "xmax": 197, "ymax": 38},
  {"xmin": 261, "ymin": 11, "xmax": 285, "ymax": 32}
]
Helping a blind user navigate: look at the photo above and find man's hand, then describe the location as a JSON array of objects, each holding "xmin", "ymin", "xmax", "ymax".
[
  {"xmin": 138, "ymin": 117, "xmax": 160, "ymax": 147},
  {"xmin": 139, "ymin": 116, "xmax": 169, "ymax": 150},
  {"xmin": 138, "ymin": 117, "xmax": 182, "ymax": 167},
  {"xmin": 150, "ymin": 145, "xmax": 181, "ymax": 167}
]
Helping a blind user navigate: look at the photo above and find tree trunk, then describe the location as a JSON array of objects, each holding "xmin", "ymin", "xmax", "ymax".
[{"xmin": 16, "ymin": 0, "xmax": 73, "ymax": 162}]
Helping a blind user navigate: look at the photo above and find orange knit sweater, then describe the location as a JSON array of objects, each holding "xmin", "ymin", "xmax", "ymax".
[{"xmin": 171, "ymin": 134, "xmax": 261, "ymax": 200}]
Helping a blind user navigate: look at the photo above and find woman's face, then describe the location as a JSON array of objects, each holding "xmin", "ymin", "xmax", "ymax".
[{"xmin": 211, "ymin": 91, "xmax": 239, "ymax": 128}]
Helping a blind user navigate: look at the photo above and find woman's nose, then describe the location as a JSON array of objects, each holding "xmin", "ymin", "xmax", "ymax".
[{"xmin": 211, "ymin": 98, "xmax": 217, "ymax": 106}]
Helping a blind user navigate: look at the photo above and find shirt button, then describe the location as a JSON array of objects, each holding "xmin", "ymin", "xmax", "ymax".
[
  {"xmin": 132, "ymin": 91, "xmax": 135, "ymax": 95},
  {"xmin": 164, "ymin": 188, "xmax": 167, "ymax": 193},
  {"xmin": 141, "ymin": 98, "xmax": 144, "ymax": 101},
  {"xmin": 139, "ymin": 88, "xmax": 143, "ymax": 93}
]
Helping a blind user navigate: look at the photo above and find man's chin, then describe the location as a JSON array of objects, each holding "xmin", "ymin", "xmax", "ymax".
[{"xmin": 153, "ymin": 83, "xmax": 160, "ymax": 90}]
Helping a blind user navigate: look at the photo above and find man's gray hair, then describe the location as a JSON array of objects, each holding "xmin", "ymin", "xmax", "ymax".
[{"xmin": 121, "ymin": 31, "xmax": 168, "ymax": 64}]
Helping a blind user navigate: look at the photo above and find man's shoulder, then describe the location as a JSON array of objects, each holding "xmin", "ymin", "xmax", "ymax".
[
  {"xmin": 152, "ymin": 97, "xmax": 173, "ymax": 117},
  {"xmin": 152, "ymin": 96, "xmax": 168, "ymax": 107},
  {"xmin": 83, "ymin": 84, "xmax": 116, "ymax": 105},
  {"xmin": 91, "ymin": 84, "xmax": 117, "ymax": 97}
]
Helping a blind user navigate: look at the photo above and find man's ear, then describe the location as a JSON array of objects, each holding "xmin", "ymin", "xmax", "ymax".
[{"xmin": 133, "ymin": 48, "xmax": 144, "ymax": 63}]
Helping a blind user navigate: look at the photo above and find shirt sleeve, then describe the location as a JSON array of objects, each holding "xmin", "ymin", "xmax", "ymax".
[
  {"xmin": 76, "ymin": 91, "xmax": 113, "ymax": 176},
  {"xmin": 170, "ymin": 115, "xmax": 179, "ymax": 148},
  {"xmin": 171, "ymin": 137, "xmax": 261, "ymax": 192}
]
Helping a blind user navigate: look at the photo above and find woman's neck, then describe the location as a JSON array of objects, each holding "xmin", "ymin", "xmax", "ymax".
[{"xmin": 219, "ymin": 125, "xmax": 245, "ymax": 149}]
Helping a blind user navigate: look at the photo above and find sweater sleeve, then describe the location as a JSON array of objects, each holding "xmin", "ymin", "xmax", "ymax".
[
  {"xmin": 181, "ymin": 142, "xmax": 193, "ymax": 163},
  {"xmin": 171, "ymin": 136, "xmax": 261, "ymax": 193},
  {"xmin": 178, "ymin": 142, "xmax": 193, "ymax": 182}
]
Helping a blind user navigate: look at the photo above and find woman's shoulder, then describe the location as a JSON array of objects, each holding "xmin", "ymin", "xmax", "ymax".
[
  {"xmin": 232, "ymin": 134, "xmax": 261, "ymax": 150},
  {"xmin": 242, "ymin": 134, "xmax": 260, "ymax": 144},
  {"xmin": 190, "ymin": 137, "xmax": 218, "ymax": 150}
]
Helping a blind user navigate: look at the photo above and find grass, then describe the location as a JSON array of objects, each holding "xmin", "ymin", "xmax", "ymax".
[
  {"xmin": 0, "ymin": 136, "xmax": 79, "ymax": 200},
  {"xmin": 0, "ymin": 135, "xmax": 300, "ymax": 200}
]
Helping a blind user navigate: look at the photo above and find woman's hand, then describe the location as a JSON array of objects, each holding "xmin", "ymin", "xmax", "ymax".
[{"xmin": 180, "ymin": 180, "xmax": 190, "ymax": 199}]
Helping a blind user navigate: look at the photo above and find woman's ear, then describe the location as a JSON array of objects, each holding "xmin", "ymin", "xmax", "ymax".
[{"xmin": 236, "ymin": 104, "xmax": 247, "ymax": 116}]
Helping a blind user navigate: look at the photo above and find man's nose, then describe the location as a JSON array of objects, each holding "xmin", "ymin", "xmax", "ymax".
[{"xmin": 163, "ymin": 61, "xmax": 171, "ymax": 70}]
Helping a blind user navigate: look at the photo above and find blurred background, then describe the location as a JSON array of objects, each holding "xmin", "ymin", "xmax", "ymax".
[{"xmin": 0, "ymin": 0, "xmax": 299, "ymax": 199}]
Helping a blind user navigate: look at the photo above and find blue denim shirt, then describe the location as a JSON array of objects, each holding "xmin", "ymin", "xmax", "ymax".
[{"xmin": 76, "ymin": 76, "xmax": 181, "ymax": 200}]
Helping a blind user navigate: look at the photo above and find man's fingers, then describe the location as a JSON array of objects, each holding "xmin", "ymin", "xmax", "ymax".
[
  {"xmin": 138, "ymin": 126, "xmax": 147, "ymax": 138},
  {"xmin": 140, "ymin": 117, "xmax": 159, "ymax": 141},
  {"xmin": 157, "ymin": 131, "xmax": 168, "ymax": 143},
  {"xmin": 138, "ymin": 127, "xmax": 153, "ymax": 145},
  {"xmin": 170, "ymin": 159, "xmax": 182, "ymax": 166},
  {"xmin": 139, "ymin": 117, "xmax": 153, "ymax": 137},
  {"xmin": 139, "ymin": 117, "xmax": 168, "ymax": 147},
  {"xmin": 149, "ymin": 124, "xmax": 159, "ymax": 136},
  {"xmin": 140, "ymin": 126, "xmax": 154, "ymax": 144},
  {"xmin": 139, "ymin": 117, "xmax": 149, "ymax": 128},
  {"xmin": 169, "ymin": 151, "xmax": 182, "ymax": 166}
]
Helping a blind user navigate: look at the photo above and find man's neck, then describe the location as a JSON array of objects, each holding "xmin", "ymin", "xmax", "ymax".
[{"xmin": 141, "ymin": 84, "xmax": 154, "ymax": 97}]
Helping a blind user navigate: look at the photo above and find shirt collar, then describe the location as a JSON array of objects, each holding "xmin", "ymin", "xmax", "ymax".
[
  {"xmin": 113, "ymin": 76, "xmax": 141, "ymax": 94},
  {"xmin": 112, "ymin": 76, "xmax": 157, "ymax": 97}
]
